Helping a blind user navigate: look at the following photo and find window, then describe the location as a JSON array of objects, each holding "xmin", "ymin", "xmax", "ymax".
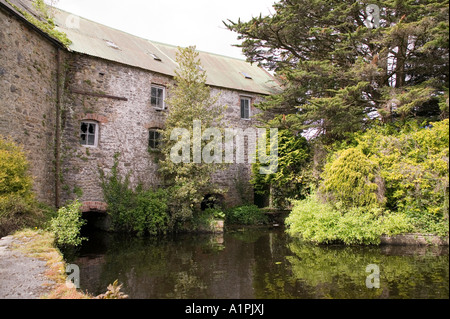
[
  {"xmin": 240, "ymin": 97, "xmax": 251, "ymax": 120},
  {"xmin": 240, "ymin": 71, "xmax": 252, "ymax": 79},
  {"xmin": 151, "ymin": 85, "xmax": 165, "ymax": 110},
  {"xmin": 80, "ymin": 121, "xmax": 98, "ymax": 147},
  {"xmin": 148, "ymin": 129, "xmax": 161, "ymax": 150},
  {"xmin": 149, "ymin": 53, "xmax": 162, "ymax": 61},
  {"xmin": 104, "ymin": 39, "xmax": 120, "ymax": 50}
]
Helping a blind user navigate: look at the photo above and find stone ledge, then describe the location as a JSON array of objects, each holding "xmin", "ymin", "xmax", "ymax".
[
  {"xmin": 380, "ymin": 233, "xmax": 449, "ymax": 246},
  {"xmin": 81, "ymin": 201, "xmax": 108, "ymax": 213}
]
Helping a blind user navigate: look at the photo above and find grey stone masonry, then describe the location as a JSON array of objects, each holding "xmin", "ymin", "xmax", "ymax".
[{"xmin": 1, "ymin": 0, "xmax": 278, "ymax": 209}]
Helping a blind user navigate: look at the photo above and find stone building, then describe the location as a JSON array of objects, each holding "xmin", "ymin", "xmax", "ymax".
[{"xmin": 0, "ymin": 0, "xmax": 280, "ymax": 212}]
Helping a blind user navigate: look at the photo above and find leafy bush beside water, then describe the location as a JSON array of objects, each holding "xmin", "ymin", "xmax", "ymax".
[
  {"xmin": 99, "ymin": 154, "xmax": 171, "ymax": 236},
  {"xmin": 225, "ymin": 205, "xmax": 268, "ymax": 225},
  {"xmin": 286, "ymin": 119, "xmax": 449, "ymax": 244},
  {"xmin": 285, "ymin": 195, "xmax": 412, "ymax": 245},
  {"xmin": 50, "ymin": 199, "xmax": 86, "ymax": 247}
]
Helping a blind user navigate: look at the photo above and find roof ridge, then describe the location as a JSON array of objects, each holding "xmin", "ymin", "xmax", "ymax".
[{"xmin": 52, "ymin": 6, "xmax": 247, "ymax": 62}]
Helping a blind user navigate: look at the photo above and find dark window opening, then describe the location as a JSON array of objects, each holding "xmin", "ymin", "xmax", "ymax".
[
  {"xmin": 149, "ymin": 129, "xmax": 161, "ymax": 149},
  {"xmin": 80, "ymin": 121, "xmax": 98, "ymax": 147},
  {"xmin": 240, "ymin": 97, "xmax": 251, "ymax": 119}
]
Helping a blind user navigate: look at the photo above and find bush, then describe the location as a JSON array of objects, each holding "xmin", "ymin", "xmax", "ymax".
[
  {"xmin": 356, "ymin": 119, "xmax": 449, "ymax": 236},
  {"xmin": 285, "ymin": 194, "xmax": 412, "ymax": 245},
  {"xmin": 251, "ymin": 129, "xmax": 311, "ymax": 208},
  {"xmin": 99, "ymin": 154, "xmax": 171, "ymax": 235},
  {"xmin": 191, "ymin": 207, "xmax": 225, "ymax": 232},
  {"xmin": 0, "ymin": 137, "xmax": 45, "ymax": 237},
  {"xmin": 225, "ymin": 205, "xmax": 268, "ymax": 225},
  {"xmin": 320, "ymin": 147, "xmax": 385, "ymax": 208},
  {"xmin": 50, "ymin": 200, "xmax": 86, "ymax": 247},
  {"xmin": 0, "ymin": 137, "xmax": 33, "ymax": 198},
  {"xmin": 0, "ymin": 194, "xmax": 44, "ymax": 237},
  {"xmin": 133, "ymin": 188, "xmax": 170, "ymax": 236}
]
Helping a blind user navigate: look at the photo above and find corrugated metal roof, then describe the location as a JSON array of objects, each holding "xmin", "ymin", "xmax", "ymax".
[{"xmin": 51, "ymin": 9, "xmax": 281, "ymax": 95}]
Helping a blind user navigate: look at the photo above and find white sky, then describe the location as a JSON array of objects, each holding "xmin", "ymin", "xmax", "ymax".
[{"xmin": 50, "ymin": 0, "xmax": 276, "ymax": 60}]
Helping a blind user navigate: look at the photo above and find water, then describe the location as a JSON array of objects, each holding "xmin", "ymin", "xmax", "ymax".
[{"xmin": 65, "ymin": 227, "xmax": 449, "ymax": 299}]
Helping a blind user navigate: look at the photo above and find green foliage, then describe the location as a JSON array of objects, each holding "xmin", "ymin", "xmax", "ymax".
[
  {"xmin": 0, "ymin": 194, "xmax": 43, "ymax": 237},
  {"xmin": 225, "ymin": 205, "xmax": 268, "ymax": 225},
  {"xmin": 285, "ymin": 194, "xmax": 412, "ymax": 245},
  {"xmin": 158, "ymin": 46, "xmax": 227, "ymax": 222},
  {"xmin": 252, "ymin": 130, "xmax": 311, "ymax": 208},
  {"xmin": 226, "ymin": 0, "xmax": 448, "ymax": 143},
  {"xmin": 355, "ymin": 119, "xmax": 449, "ymax": 236},
  {"xmin": 6, "ymin": 0, "xmax": 72, "ymax": 47},
  {"xmin": 133, "ymin": 188, "xmax": 170, "ymax": 236},
  {"xmin": 99, "ymin": 153, "xmax": 171, "ymax": 236},
  {"xmin": 320, "ymin": 147, "xmax": 385, "ymax": 208},
  {"xmin": 191, "ymin": 207, "xmax": 225, "ymax": 232},
  {"xmin": 50, "ymin": 200, "xmax": 86, "ymax": 247},
  {"xmin": 0, "ymin": 137, "xmax": 45, "ymax": 237},
  {"xmin": 99, "ymin": 153, "xmax": 134, "ymax": 231},
  {"xmin": 0, "ymin": 136, "xmax": 33, "ymax": 198}
]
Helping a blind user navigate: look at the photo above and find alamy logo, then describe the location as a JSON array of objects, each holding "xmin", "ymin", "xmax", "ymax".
[
  {"xmin": 365, "ymin": 264, "xmax": 380, "ymax": 289},
  {"xmin": 66, "ymin": 264, "xmax": 80, "ymax": 288},
  {"xmin": 364, "ymin": 4, "xmax": 380, "ymax": 29},
  {"xmin": 169, "ymin": 120, "xmax": 278, "ymax": 174}
]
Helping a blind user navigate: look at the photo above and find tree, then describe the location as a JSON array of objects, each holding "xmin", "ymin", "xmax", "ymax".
[
  {"xmin": 225, "ymin": 0, "xmax": 449, "ymax": 143},
  {"xmin": 251, "ymin": 130, "xmax": 311, "ymax": 208},
  {"xmin": 158, "ymin": 46, "xmax": 227, "ymax": 222}
]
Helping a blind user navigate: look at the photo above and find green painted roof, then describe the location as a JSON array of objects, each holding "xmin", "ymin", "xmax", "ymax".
[{"xmin": 52, "ymin": 9, "xmax": 281, "ymax": 95}]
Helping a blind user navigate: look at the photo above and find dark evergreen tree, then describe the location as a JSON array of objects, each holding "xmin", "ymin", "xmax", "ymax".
[{"xmin": 225, "ymin": 0, "xmax": 449, "ymax": 143}]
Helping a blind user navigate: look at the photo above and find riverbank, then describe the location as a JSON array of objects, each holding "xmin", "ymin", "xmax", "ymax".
[{"xmin": 0, "ymin": 229, "xmax": 90, "ymax": 299}]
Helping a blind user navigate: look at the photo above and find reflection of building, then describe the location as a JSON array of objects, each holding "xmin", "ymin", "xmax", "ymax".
[{"xmin": 0, "ymin": 0, "xmax": 281, "ymax": 210}]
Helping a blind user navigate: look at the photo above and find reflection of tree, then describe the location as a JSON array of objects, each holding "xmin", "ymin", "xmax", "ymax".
[
  {"xmin": 286, "ymin": 239, "xmax": 449, "ymax": 299},
  {"xmin": 73, "ymin": 230, "xmax": 448, "ymax": 299},
  {"xmin": 170, "ymin": 271, "xmax": 207, "ymax": 299}
]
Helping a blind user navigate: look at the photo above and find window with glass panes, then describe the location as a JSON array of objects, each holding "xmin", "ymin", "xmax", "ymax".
[
  {"xmin": 148, "ymin": 129, "xmax": 161, "ymax": 149},
  {"xmin": 151, "ymin": 85, "xmax": 165, "ymax": 109},
  {"xmin": 80, "ymin": 121, "xmax": 98, "ymax": 147},
  {"xmin": 240, "ymin": 97, "xmax": 251, "ymax": 119}
]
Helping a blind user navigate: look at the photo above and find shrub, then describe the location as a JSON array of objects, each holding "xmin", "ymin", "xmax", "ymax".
[
  {"xmin": 191, "ymin": 207, "xmax": 225, "ymax": 232},
  {"xmin": 252, "ymin": 129, "xmax": 311, "ymax": 208},
  {"xmin": 99, "ymin": 153, "xmax": 171, "ymax": 235},
  {"xmin": 99, "ymin": 153, "xmax": 135, "ymax": 231},
  {"xmin": 285, "ymin": 194, "xmax": 412, "ymax": 245},
  {"xmin": 50, "ymin": 200, "xmax": 86, "ymax": 247},
  {"xmin": 0, "ymin": 194, "xmax": 44, "ymax": 237},
  {"xmin": 0, "ymin": 137, "xmax": 33, "ymax": 198},
  {"xmin": 133, "ymin": 188, "xmax": 170, "ymax": 236},
  {"xmin": 320, "ymin": 147, "xmax": 385, "ymax": 208},
  {"xmin": 225, "ymin": 205, "xmax": 268, "ymax": 225},
  {"xmin": 0, "ymin": 137, "xmax": 45, "ymax": 237},
  {"xmin": 356, "ymin": 119, "xmax": 449, "ymax": 236}
]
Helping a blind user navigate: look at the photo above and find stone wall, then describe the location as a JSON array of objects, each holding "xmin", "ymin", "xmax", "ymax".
[
  {"xmin": 60, "ymin": 54, "xmax": 265, "ymax": 208},
  {"xmin": 60, "ymin": 54, "xmax": 167, "ymax": 205},
  {"xmin": 1, "ymin": 4, "xmax": 269, "ymax": 209},
  {"xmin": 0, "ymin": 6, "xmax": 57, "ymax": 204}
]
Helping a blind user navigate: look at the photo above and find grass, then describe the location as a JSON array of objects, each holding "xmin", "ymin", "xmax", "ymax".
[{"xmin": 11, "ymin": 228, "xmax": 92, "ymax": 299}]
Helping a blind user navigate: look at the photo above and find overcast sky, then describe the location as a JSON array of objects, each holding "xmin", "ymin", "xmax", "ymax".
[{"xmin": 51, "ymin": 0, "xmax": 276, "ymax": 60}]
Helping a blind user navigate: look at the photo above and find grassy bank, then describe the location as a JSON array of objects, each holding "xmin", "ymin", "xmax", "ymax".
[{"xmin": 11, "ymin": 229, "xmax": 91, "ymax": 299}]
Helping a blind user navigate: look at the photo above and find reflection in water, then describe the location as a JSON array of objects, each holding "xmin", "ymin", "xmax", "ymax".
[{"xmin": 65, "ymin": 228, "xmax": 449, "ymax": 299}]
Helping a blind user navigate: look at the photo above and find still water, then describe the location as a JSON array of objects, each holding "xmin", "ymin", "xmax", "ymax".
[{"xmin": 65, "ymin": 227, "xmax": 449, "ymax": 299}]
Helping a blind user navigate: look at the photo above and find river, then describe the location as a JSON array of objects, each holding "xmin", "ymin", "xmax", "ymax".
[{"xmin": 63, "ymin": 226, "xmax": 449, "ymax": 299}]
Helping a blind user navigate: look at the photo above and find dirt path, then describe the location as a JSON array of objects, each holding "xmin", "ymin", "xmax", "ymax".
[{"xmin": 0, "ymin": 235, "xmax": 56, "ymax": 299}]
